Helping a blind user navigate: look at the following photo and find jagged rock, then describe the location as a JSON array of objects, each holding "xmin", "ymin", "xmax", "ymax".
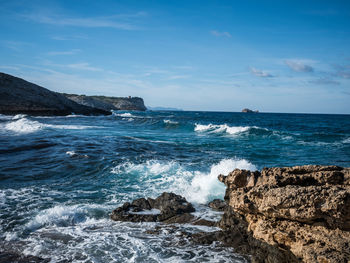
[
  {"xmin": 0, "ymin": 72, "xmax": 111, "ymax": 116},
  {"xmin": 64, "ymin": 94, "xmax": 147, "ymax": 111},
  {"xmin": 111, "ymin": 192, "xmax": 195, "ymax": 223},
  {"xmin": 208, "ymin": 199, "xmax": 227, "ymax": 211},
  {"xmin": 218, "ymin": 165, "xmax": 350, "ymax": 263}
]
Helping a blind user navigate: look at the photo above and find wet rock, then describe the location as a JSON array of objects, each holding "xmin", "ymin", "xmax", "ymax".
[
  {"xmin": 208, "ymin": 199, "xmax": 227, "ymax": 211},
  {"xmin": 111, "ymin": 192, "xmax": 195, "ymax": 223},
  {"xmin": 218, "ymin": 165, "xmax": 350, "ymax": 263}
]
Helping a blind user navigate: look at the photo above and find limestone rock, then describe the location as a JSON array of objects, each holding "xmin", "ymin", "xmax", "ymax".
[
  {"xmin": 218, "ymin": 165, "xmax": 350, "ymax": 263},
  {"xmin": 64, "ymin": 94, "xmax": 147, "ymax": 111}
]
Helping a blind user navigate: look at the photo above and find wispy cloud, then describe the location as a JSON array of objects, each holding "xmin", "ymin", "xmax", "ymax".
[
  {"xmin": 1, "ymin": 40, "xmax": 31, "ymax": 51},
  {"xmin": 0, "ymin": 65, "xmax": 21, "ymax": 71},
  {"xmin": 250, "ymin": 67, "xmax": 274, "ymax": 78},
  {"xmin": 67, "ymin": 63, "xmax": 102, "ymax": 71},
  {"xmin": 47, "ymin": 49, "xmax": 81, "ymax": 56},
  {"xmin": 285, "ymin": 60, "xmax": 314, "ymax": 72},
  {"xmin": 22, "ymin": 11, "xmax": 146, "ymax": 30},
  {"xmin": 309, "ymin": 78, "xmax": 340, "ymax": 85},
  {"xmin": 333, "ymin": 64, "xmax": 350, "ymax": 79},
  {"xmin": 51, "ymin": 35, "xmax": 88, "ymax": 41},
  {"xmin": 210, "ymin": 30, "xmax": 231, "ymax": 38},
  {"xmin": 168, "ymin": 75, "xmax": 190, "ymax": 80}
]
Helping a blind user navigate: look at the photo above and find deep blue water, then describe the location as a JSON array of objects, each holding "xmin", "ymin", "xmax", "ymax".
[{"xmin": 0, "ymin": 111, "xmax": 349, "ymax": 262}]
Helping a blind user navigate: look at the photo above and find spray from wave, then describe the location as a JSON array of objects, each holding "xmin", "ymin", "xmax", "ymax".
[
  {"xmin": 1, "ymin": 116, "xmax": 99, "ymax": 134},
  {"xmin": 112, "ymin": 158, "xmax": 256, "ymax": 204},
  {"xmin": 194, "ymin": 123, "xmax": 252, "ymax": 135}
]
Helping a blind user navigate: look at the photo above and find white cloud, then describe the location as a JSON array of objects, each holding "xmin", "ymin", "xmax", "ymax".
[
  {"xmin": 22, "ymin": 12, "xmax": 146, "ymax": 30},
  {"xmin": 285, "ymin": 60, "xmax": 314, "ymax": 72},
  {"xmin": 168, "ymin": 75, "xmax": 190, "ymax": 80},
  {"xmin": 309, "ymin": 78, "xmax": 340, "ymax": 85},
  {"xmin": 1, "ymin": 40, "xmax": 31, "ymax": 51},
  {"xmin": 250, "ymin": 67, "xmax": 273, "ymax": 78},
  {"xmin": 47, "ymin": 49, "xmax": 81, "ymax": 56},
  {"xmin": 67, "ymin": 63, "xmax": 102, "ymax": 71},
  {"xmin": 210, "ymin": 30, "xmax": 231, "ymax": 38}
]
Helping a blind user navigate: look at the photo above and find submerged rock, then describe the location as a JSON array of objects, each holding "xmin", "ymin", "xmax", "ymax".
[
  {"xmin": 111, "ymin": 192, "xmax": 195, "ymax": 223},
  {"xmin": 218, "ymin": 165, "xmax": 350, "ymax": 263}
]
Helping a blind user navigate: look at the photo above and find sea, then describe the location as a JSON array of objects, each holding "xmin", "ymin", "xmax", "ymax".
[{"xmin": 0, "ymin": 111, "xmax": 349, "ymax": 262}]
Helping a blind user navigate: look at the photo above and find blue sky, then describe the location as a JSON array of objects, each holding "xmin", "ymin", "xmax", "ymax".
[{"xmin": 1, "ymin": 0, "xmax": 350, "ymax": 113}]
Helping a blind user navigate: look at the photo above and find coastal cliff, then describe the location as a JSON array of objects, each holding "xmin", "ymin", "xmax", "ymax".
[
  {"xmin": 0, "ymin": 72, "xmax": 110, "ymax": 116},
  {"xmin": 63, "ymin": 94, "xmax": 147, "ymax": 111},
  {"xmin": 218, "ymin": 165, "xmax": 350, "ymax": 263}
]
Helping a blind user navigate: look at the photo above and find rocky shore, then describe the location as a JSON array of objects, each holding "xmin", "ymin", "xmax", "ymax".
[
  {"xmin": 0, "ymin": 72, "xmax": 147, "ymax": 116},
  {"xmin": 0, "ymin": 72, "xmax": 111, "ymax": 116},
  {"xmin": 63, "ymin": 94, "xmax": 147, "ymax": 111},
  {"xmin": 111, "ymin": 165, "xmax": 350, "ymax": 263}
]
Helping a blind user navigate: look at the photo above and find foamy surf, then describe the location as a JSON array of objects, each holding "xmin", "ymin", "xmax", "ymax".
[
  {"xmin": 163, "ymin": 119, "xmax": 179, "ymax": 125},
  {"xmin": 115, "ymin": 113, "xmax": 134, "ymax": 118},
  {"xmin": 111, "ymin": 158, "xmax": 256, "ymax": 204},
  {"xmin": 195, "ymin": 123, "xmax": 251, "ymax": 135},
  {"xmin": 1, "ymin": 116, "xmax": 100, "ymax": 134}
]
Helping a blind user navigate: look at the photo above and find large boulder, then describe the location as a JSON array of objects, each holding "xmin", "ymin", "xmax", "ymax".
[
  {"xmin": 218, "ymin": 165, "xmax": 350, "ymax": 263},
  {"xmin": 0, "ymin": 72, "xmax": 111, "ymax": 116},
  {"xmin": 111, "ymin": 192, "xmax": 195, "ymax": 223}
]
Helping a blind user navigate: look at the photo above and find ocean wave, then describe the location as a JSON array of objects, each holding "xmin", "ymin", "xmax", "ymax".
[
  {"xmin": 194, "ymin": 123, "xmax": 252, "ymax": 135},
  {"xmin": 19, "ymin": 216, "xmax": 246, "ymax": 263},
  {"xmin": 163, "ymin": 119, "xmax": 179, "ymax": 125},
  {"xmin": 342, "ymin": 137, "xmax": 350, "ymax": 144},
  {"xmin": 111, "ymin": 158, "xmax": 256, "ymax": 204},
  {"xmin": 25, "ymin": 205, "xmax": 88, "ymax": 230},
  {"xmin": 4, "ymin": 118, "xmax": 45, "ymax": 133},
  {"xmin": 1, "ymin": 116, "xmax": 99, "ymax": 134},
  {"xmin": 115, "ymin": 113, "xmax": 135, "ymax": 118}
]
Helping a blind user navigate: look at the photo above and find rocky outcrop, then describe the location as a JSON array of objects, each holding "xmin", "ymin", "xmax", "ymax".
[
  {"xmin": 242, "ymin": 108, "xmax": 259, "ymax": 113},
  {"xmin": 0, "ymin": 72, "xmax": 111, "ymax": 116},
  {"xmin": 111, "ymin": 192, "xmax": 196, "ymax": 223},
  {"xmin": 64, "ymin": 94, "xmax": 147, "ymax": 111},
  {"xmin": 218, "ymin": 165, "xmax": 350, "ymax": 263}
]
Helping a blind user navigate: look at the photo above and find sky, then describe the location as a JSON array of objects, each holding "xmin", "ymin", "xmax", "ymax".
[{"xmin": 0, "ymin": 0, "xmax": 350, "ymax": 113}]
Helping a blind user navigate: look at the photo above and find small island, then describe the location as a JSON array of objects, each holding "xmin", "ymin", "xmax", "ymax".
[{"xmin": 242, "ymin": 108, "xmax": 259, "ymax": 113}]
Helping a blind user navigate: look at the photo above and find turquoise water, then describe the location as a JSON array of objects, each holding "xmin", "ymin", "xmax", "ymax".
[{"xmin": 0, "ymin": 111, "xmax": 349, "ymax": 262}]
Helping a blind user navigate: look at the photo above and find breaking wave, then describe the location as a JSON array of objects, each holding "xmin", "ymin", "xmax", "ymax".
[
  {"xmin": 194, "ymin": 123, "xmax": 253, "ymax": 135},
  {"xmin": 1, "ymin": 116, "xmax": 99, "ymax": 134},
  {"xmin": 112, "ymin": 158, "xmax": 256, "ymax": 204}
]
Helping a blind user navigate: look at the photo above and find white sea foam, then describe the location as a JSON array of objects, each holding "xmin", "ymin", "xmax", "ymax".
[
  {"xmin": 116, "ymin": 113, "xmax": 134, "ymax": 117},
  {"xmin": 194, "ymin": 123, "xmax": 251, "ymax": 135},
  {"xmin": 19, "ymin": 216, "xmax": 247, "ymax": 262},
  {"xmin": 2, "ymin": 116, "xmax": 99, "ymax": 134},
  {"xmin": 12, "ymin": 114, "xmax": 27, "ymax": 120},
  {"xmin": 112, "ymin": 158, "xmax": 256, "ymax": 204},
  {"xmin": 25, "ymin": 205, "xmax": 88, "ymax": 230},
  {"xmin": 66, "ymin": 151, "xmax": 77, "ymax": 156},
  {"xmin": 0, "ymin": 114, "xmax": 13, "ymax": 120},
  {"xmin": 163, "ymin": 119, "xmax": 179, "ymax": 125},
  {"xmin": 342, "ymin": 137, "xmax": 350, "ymax": 144},
  {"xmin": 4, "ymin": 118, "xmax": 45, "ymax": 133}
]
